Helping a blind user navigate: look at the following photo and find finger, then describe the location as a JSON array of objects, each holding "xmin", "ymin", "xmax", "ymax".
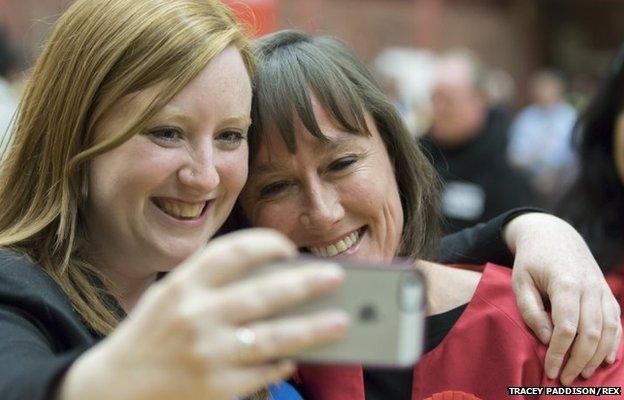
[
  {"xmin": 559, "ymin": 291, "xmax": 602, "ymax": 385},
  {"xmin": 513, "ymin": 273, "xmax": 553, "ymax": 344},
  {"xmin": 215, "ymin": 263, "xmax": 345, "ymax": 324},
  {"xmin": 581, "ymin": 293, "xmax": 621, "ymax": 378},
  {"xmin": 544, "ymin": 282, "xmax": 580, "ymax": 380},
  {"xmin": 231, "ymin": 311, "xmax": 350, "ymax": 364},
  {"xmin": 173, "ymin": 228, "xmax": 297, "ymax": 287},
  {"xmin": 209, "ymin": 360, "xmax": 296, "ymax": 398}
]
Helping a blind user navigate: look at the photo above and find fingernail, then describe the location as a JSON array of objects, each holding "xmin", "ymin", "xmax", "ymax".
[
  {"xmin": 581, "ymin": 367, "xmax": 595, "ymax": 379},
  {"xmin": 546, "ymin": 366, "xmax": 560, "ymax": 380},
  {"xmin": 560, "ymin": 376, "xmax": 572, "ymax": 387}
]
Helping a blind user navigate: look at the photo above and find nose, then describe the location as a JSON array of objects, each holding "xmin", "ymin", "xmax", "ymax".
[
  {"xmin": 178, "ymin": 143, "xmax": 220, "ymax": 193},
  {"xmin": 299, "ymin": 179, "xmax": 345, "ymax": 229}
]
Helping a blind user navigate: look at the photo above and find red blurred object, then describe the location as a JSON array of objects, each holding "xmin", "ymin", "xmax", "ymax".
[
  {"xmin": 222, "ymin": 0, "xmax": 278, "ymax": 37},
  {"xmin": 425, "ymin": 391, "xmax": 482, "ymax": 400}
]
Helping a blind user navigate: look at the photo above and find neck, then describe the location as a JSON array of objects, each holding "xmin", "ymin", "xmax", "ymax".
[
  {"xmin": 85, "ymin": 247, "xmax": 160, "ymax": 313},
  {"xmin": 415, "ymin": 260, "xmax": 481, "ymax": 315}
]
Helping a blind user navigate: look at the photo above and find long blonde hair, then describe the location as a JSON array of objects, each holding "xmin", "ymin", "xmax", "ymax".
[{"xmin": 0, "ymin": 0, "xmax": 253, "ymax": 335}]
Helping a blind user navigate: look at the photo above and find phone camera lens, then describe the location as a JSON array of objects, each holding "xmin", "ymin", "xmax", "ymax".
[{"xmin": 358, "ymin": 304, "xmax": 378, "ymax": 322}]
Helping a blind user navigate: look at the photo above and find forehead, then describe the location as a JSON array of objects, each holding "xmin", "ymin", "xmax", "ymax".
[
  {"xmin": 96, "ymin": 47, "xmax": 251, "ymax": 138},
  {"xmin": 167, "ymin": 46, "xmax": 251, "ymax": 115}
]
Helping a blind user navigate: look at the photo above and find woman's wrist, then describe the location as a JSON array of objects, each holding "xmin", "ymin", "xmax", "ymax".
[{"xmin": 502, "ymin": 211, "xmax": 553, "ymax": 254}]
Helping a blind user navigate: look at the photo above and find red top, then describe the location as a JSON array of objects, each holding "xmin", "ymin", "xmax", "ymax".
[
  {"xmin": 296, "ymin": 264, "xmax": 624, "ymax": 399},
  {"xmin": 606, "ymin": 269, "xmax": 624, "ymax": 315}
]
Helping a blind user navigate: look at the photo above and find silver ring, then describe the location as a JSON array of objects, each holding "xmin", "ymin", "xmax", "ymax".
[{"xmin": 235, "ymin": 327, "xmax": 258, "ymax": 363}]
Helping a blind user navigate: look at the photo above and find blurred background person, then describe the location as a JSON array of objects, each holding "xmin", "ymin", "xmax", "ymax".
[
  {"xmin": 373, "ymin": 47, "xmax": 438, "ymax": 137},
  {"xmin": 0, "ymin": 24, "xmax": 19, "ymax": 157},
  {"xmin": 483, "ymin": 68, "xmax": 516, "ymax": 114},
  {"xmin": 420, "ymin": 50, "xmax": 539, "ymax": 234},
  {"xmin": 507, "ymin": 70, "xmax": 578, "ymax": 204}
]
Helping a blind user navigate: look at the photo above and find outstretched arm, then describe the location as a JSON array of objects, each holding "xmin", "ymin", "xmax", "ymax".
[{"xmin": 436, "ymin": 209, "xmax": 621, "ymax": 386}]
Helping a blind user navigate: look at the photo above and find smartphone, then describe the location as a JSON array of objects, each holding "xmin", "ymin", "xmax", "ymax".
[{"xmin": 260, "ymin": 257, "xmax": 426, "ymax": 367}]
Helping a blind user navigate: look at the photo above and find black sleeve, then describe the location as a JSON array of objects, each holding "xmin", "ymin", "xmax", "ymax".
[
  {"xmin": 0, "ymin": 305, "xmax": 89, "ymax": 400},
  {"xmin": 435, "ymin": 207, "xmax": 546, "ymax": 266}
]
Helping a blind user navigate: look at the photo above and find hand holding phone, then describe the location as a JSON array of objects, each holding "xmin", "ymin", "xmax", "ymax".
[{"xmin": 256, "ymin": 257, "xmax": 426, "ymax": 367}]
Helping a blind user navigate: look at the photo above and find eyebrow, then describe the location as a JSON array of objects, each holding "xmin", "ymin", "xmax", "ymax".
[
  {"xmin": 149, "ymin": 106, "xmax": 192, "ymax": 125},
  {"xmin": 217, "ymin": 115, "xmax": 252, "ymax": 130},
  {"xmin": 253, "ymin": 134, "xmax": 361, "ymax": 176},
  {"xmin": 150, "ymin": 107, "xmax": 251, "ymax": 130}
]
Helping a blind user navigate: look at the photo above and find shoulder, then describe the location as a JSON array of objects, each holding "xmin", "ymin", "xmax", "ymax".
[
  {"xmin": 418, "ymin": 261, "xmax": 481, "ymax": 315},
  {"xmin": 0, "ymin": 249, "xmax": 95, "ymax": 346},
  {"xmin": 0, "ymin": 249, "xmax": 70, "ymax": 306}
]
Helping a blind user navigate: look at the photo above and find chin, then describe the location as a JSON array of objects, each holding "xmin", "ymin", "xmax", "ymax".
[{"xmin": 154, "ymin": 242, "xmax": 206, "ymax": 270}]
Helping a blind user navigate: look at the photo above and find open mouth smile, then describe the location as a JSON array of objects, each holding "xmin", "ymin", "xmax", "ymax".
[
  {"xmin": 152, "ymin": 198, "xmax": 210, "ymax": 220},
  {"xmin": 307, "ymin": 226, "xmax": 367, "ymax": 257}
]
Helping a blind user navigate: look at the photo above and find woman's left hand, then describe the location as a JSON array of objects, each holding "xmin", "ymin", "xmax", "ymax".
[{"xmin": 504, "ymin": 213, "xmax": 621, "ymax": 386}]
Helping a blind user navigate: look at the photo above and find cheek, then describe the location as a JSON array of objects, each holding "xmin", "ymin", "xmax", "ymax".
[
  {"xmin": 251, "ymin": 202, "xmax": 297, "ymax": 232},
  {"xmin": 357, "ymin": 158, "xmax": 404, "ymax": 236},
  {"xmin": 90, "ymin": 145, "xmax": 175, "ymax": 199},
  {"xmin": 217, "ymin": 148, "xmax": 249, "ymax": 196}
]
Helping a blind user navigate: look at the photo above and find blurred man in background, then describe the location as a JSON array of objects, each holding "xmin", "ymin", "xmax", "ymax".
[
  {"xmin": 507, "ymin": 70, "xmax": 578, "ymax": 203},
  {"xmin": 420, "ymin": 50, "xmax": 538, "ymax": 234}
]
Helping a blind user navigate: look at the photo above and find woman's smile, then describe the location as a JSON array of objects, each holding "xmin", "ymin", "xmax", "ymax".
[{"xmin": 306, "ymin": 226, "xmax": 366, "ymax": 257}]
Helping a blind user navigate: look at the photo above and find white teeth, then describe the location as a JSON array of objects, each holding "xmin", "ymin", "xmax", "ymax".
[
  {"xmin": 157, "ymin": 200, "xmax": 205, "ymax": 219},
  {"xmin": 336, "ymin": 240, "xmax": 347, "ymax": 253},
  {"xmin": 310, "ymin": 229, "xmax": 361, "ymax": 258}
]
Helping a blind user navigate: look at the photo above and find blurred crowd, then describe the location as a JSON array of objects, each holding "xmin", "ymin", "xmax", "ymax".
[
  {"xmin": 0, "ymin": 14, "xmax": 607, "ymax": 236},
  {"xmin": 0, "ymin": 22, "xmax": 599, "ymax": 234},
  {"xmin": 374, "ymin": 47, "xmax": 582, "ymax": 233}
]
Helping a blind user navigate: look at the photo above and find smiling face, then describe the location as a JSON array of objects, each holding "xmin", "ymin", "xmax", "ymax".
[
  {"xmin": 240, "ymin": 95, "xmax": 404, "ymax": 263},
  {"xmin": 85, "ymin": 46, "xmax": 251, "ymax": 274}
]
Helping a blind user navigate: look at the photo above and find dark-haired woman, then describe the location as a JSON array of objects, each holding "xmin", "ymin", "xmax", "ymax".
[
  {"xmin": 559, "ymin": 44, "xmax": 624, "ymax": 308},
  {"xmin": 235, "ymin": 30, "xmax": 624, "ymax": 399}
]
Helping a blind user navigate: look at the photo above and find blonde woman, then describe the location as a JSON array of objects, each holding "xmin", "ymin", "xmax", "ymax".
[
  {"xmin": 0, "ymin": 1, "xmax": 617, "ymax": 400},
  {"xmin": 0, "ymin": 1, "xmax": 349, "ymax": 399}
]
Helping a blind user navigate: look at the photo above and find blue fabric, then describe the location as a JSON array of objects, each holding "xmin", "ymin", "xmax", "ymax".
[
  {"xmin": 268, "ymin": 381, "xmax": 304, "ymax": 400},
  {"xmin": 507, "ymin": 102, "xmax": 577, "ymax": 175}
]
